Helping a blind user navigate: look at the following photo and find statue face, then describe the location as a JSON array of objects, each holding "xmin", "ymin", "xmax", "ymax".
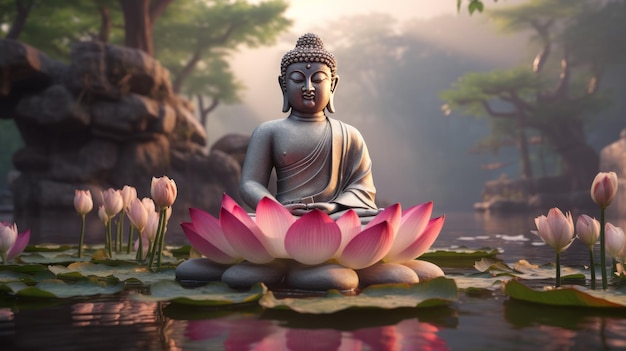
[{"xmin": 284, "ymin": 62, "xmax": 334, "ymax": 115}]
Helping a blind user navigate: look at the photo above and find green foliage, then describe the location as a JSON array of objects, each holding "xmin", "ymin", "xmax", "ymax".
[{"xmin": 1, "ymin": 0, "xmax": 290, "ymax": 109}]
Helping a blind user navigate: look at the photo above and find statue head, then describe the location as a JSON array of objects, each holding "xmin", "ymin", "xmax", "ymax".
[{"xmin": 279, "ymin": 33, "xmax": 339, "ymax": 114}]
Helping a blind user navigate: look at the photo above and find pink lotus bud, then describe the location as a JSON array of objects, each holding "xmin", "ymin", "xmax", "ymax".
[
  {"xmin": 74, "ymin": 189, "xmax": 93, "ymax": 216},
  {"xmin": 605, "ymin": 223, "xmax": 625, "ymax": 259},
  {"xmin": 126, "ymin": 198, "xmax": 149, "ymax": 232},
  {"xmin": 591, "ymin": 172, "xmax": 618, "ymax": 209},
  {"xmin": 98, "ymin": 205, "xmax": 109, "ymax": 225},
  {"xmin": 120, "ymin": 185, "xmax": 137, "ymax": 209},
  {"xmin": 151, "ymin": 176, "xmax": 177, "ymax": 209},
  {"xmin": 101, "ymin": 188, "xmax": 123, "ymax": 217},
  {"xmin": 144, "ymin": 212, "xmax": 160, "ymax": 242},
  {"xmin": 0, "ymin": 222, "xmax": 18, "ymax": 256},
  {"xmin": 141, "ymin": 197, "xmax": 156, "ymax": 214},
  {"xmin": 575, "ymin": 214, "xmax": 600, "ymax": 248},
  {"xmin": 534, "ymin": 208, "xmax": 575, "ymax": 253}
]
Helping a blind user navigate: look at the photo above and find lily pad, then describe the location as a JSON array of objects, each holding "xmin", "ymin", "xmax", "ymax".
[
  {"xmin": 475, "ymin": 258, "xmax": 586, "ymax": 280},
  {"xmin": 136, "ymin": 280, "xmax": 267, "ymax": 306},
  {"xmin": 259, "ymin": 277, "xmax": 458, "ymax": 314},
  {"xmin": 504, "ymin": 279, "xmax": 626, "ymax": 308},
  {"xmin": 15, "ymin": 279, "xmax": 124, "ymax": 298},
  {"xmin": 421, "ymin": 248, "xmax": 500, "ymax": 268},
  {"xmin": 48, "ymin": 262, "xmax": 175, "ymax": 285}
]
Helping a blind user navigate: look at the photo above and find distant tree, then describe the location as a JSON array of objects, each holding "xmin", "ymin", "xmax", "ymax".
[
  {"xmin": 0, "ymin": 0, "xmax": 290, "ymax": 126},
  {"xmin": 441, "ymin": 0, "xmax": 626, "ymax": 189}
]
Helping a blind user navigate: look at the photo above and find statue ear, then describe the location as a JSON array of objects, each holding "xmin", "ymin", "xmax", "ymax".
[
  {"xmin": 326, "ymin": 75, "xmax": 340, "ymax": 113},
  {"xmin": 278, "ymin": 76, "xmax": 290, "ymax": 113}
]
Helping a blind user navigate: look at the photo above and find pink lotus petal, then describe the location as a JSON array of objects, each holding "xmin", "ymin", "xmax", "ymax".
[
  {"xmin": 364, "ymin": 203, "xmax": 401, "ymax": 235},
  {"xmin": 188, "ymin": 208, "xmax": 237, "ymax": 257},
  {"xmin": 255, "ymin": 197, "xmax": 295, "ymax": 258},
  {"xmin": 386, "ymin": 215, "xmax": 445, "ymax": 263},
  {"xmin": 221, "ymin": 193, "xmax": 240, "ymax": 213},
  {"xmin": 6, "ymin": 230, "xmax": 30, "ymax": 262},
  {"xmin": 335, "ymin": 209, "xmax": 362, "ymax": 254},
  {"xmin": 285, "ymin": 210, "xmax": 341, "ymax": 265},
  {"xmin": 220, "ymin": 209, "xmax": 273, "ymax": 264},
  {"xmin": 338, "ymin": 221, "xmax": 394, "ymax": 269},
  {"xmin": 386, "ymin": 202, "xmax": 433, "ymax": 259},
  {"xmin": 181, "ymin": 222, "xmax": 239, "ymax": 264}
]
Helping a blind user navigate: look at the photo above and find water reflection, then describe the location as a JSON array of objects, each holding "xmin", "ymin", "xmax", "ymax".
[{"xmin": 166, "ymin": 306, "xmax": 455, "ymax": 351}]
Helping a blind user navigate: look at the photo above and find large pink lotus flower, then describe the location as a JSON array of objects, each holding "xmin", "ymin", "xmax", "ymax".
[{"xmin": 181, "ymin": 194, "xmax": 444, "ymax": 270}]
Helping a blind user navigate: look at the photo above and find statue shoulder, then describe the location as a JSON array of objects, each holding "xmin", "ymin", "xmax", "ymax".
[
  {"xmin": 250, "ymin": 119, "xmax": 285, "ymax": 138},
  {"xmin": 329, "ymin": 118, "xmax": 366, "ymax": 140}
]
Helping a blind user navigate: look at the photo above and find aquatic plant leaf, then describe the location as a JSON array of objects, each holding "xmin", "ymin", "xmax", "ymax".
[
  {"xmin": 48, "ymin": 262, "xmax": 175, "ymax": 285},
  {"xmin": 475, "ymin": 259, "xmax": 586, "ymax": 280},
  {"xmin": 504, "ymin": 279, "xmax": 626, "ymax": 308},
  {"xmin": 19, "ymin": 252, "xmax": 90, "ymax": 265},
  {"xmin": 450, "ymin": 273, "xmax": 511, "ymax": 290},
  {"xmin": 0, "ymin": 270, "xmax": 34, "ymax": 284},
  {"xmin": 137, "ymin": 281, "xmax": 267, "ymax": 306},
  {"xmin": 0, "ymin": 263, "xmax": 49, "ymax": 274},
  {"xmin": 16, "ymin": 279, "xmax": 123, "ymax": 298},
  {"xmin": 259, "ymin": 277, "xmax": 458, "ymax": 314},
  {"xmin": 421, "ymin": 248, "xmax": 499, "ymax": 268}
]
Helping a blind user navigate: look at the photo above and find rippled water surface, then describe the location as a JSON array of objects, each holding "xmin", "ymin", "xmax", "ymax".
[{"xmin": 1, "ymin": 211, "xmax": 626, "ymax": 350}]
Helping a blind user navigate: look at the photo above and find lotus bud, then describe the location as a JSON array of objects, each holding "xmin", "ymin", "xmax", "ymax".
[
  {"xmin": 605, "ymin": 223, "xmax": 625, "ymax": 259},
  {"xmin": 120, "ymin": 185, "xmax": 137, "ymax": 210},
  {"xmin": 575, "ymin": 214, "xmax": 600, "ymax": 249},
  {"xmin": 151, "ymin": 176, "xmax": 177, "ymax": 209},
  {"xmin": 126, "ymin": 198, "xmax": 149, "ymax": 232},
  {"xmin": 74, "ymin": 190, "xmax": 93, "ymax": 216},
  {"xmin": 101, "ymin": 188, "xmax": 124, "ymax": 217},
  {"xmin": 534, "ymin": 208, "xmax": 575, "ymax": 253},
  {"xmin": 591, "ymin": 172, "xmax": 618, "ymax": 209}
]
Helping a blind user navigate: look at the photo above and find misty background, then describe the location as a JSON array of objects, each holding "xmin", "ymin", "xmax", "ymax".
[{"xmin": 206, "ymin": 2, "xmax": 625, "ymax": 214}]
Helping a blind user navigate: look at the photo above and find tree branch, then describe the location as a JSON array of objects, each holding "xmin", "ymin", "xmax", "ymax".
[
  {"xmin": 6, "ymin": 0, "xmax": 35, "ymax": 40},
  {"xmin": 197, "ymin": 95, "xmax": 220, "ymax": 126},
  {"xmin": 481, "ymin": 100, "xmax": 518, "ymax": 119}
]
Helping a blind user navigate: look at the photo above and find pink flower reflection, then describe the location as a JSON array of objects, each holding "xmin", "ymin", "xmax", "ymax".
[
  {"xmin": 285, "ymin": 328, "xmax": 343, "ymax": 351},
  {"xmin": 352, "ymin": 319, "xmax": 450, "ymax": 351}
]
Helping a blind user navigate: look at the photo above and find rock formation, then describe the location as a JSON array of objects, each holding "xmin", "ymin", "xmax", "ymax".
[{"xmin": 0, "ymin": 39, "xmax": 247, "ymax": 232}]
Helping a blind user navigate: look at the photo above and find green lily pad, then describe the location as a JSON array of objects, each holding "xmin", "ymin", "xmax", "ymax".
[
  {"xmin": 15, "ymin": 279, "xmax": 124, "ymax": 298},
  {"xmin": 421, "ymin": 248, "xmax": 499, "ymax": 268},
  {"xmin": 48, "ymin": 262, "xmax": 175, "ymax": 285},
  {"xmin": 504, "ymin": 279, "xmax": 626, "ymax": 308},
  {"xmin": 475, "ymin": 258, "xmax": 586, "ymax": 280},
  {"xmin": 19, "ymin": 252, "xmax": 91, "ymax": 265},
  {"xmin": 260, "ymin": 277, "xmax": 458, "ymax": 314},
  {"xmin": 136, "ymin": 280, "xmax": 267, "ymax": 306},
  {"xmin": 451, "ymin": 272, "xmax": 511, "ymax": 290}
]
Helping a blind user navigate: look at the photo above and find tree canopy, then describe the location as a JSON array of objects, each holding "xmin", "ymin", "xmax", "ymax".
[{"xmin": 441, "ymin": 0, "xmax": 626, "ymax": 189}]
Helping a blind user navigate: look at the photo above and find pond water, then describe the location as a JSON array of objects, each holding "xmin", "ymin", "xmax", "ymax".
[{"xmin": 1, "ymin": 210, "xmax": 626, "ymax": 351}]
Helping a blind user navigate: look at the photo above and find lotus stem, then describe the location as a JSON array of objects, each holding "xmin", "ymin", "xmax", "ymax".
[
  {"xmin": 116, "ymin": 215, "xmax": 124, "ymax": 252},
  {"xmin": 600, "ymin": 208, "xmax": 607, "ymax": 290},
  {"xmin": 148, "ymin": 208, "xmax": 168, "ymax": 271},
  {"xmin": 126, "ymin": 226, "xmax": 135, "ymax": 254},
  {"xmin": 78, "ymin": 214, "xmax": 86, "ymax": 258},
  {"xmin": 136, "ymin": 231, "xmax": 143, "ymax": 261},
  {"xmin": 589, "ymin": 248, "xmax": 596, "ymax": 290},
  {"xmin": 106, "ymin": 221, "xmax": 113, "ymax": 258},
  {"xmin": 555, "ymin": 251, "xmax": 561, "ymax": 288}
]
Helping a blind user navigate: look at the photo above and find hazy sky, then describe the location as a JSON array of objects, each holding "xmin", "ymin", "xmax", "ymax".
[{"xmin": 211, "ymin": 1, "xmax": 461, "ymax": 138}]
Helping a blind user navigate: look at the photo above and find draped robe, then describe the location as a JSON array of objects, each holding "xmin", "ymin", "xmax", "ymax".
[{"xmin": 275, "ymin": 117, "xmax": 377, "ymax": 211}]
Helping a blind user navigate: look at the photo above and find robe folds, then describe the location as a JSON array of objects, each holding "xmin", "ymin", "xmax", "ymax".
[{"xmin": 275, "ymin": 117, "xmax": 377, "ymax": 211}]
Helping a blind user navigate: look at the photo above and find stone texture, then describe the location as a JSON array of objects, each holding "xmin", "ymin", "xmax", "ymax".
[
  {"xmin": 401, "ymin": 260, "xmax": 445, "ymax": 282},
  {"xmin": 1, "ymin": 39, "xmax": 244, "ymax": 221},
  {"xmin": 356, "ymin": 262, "xmax": 419, "ymax": 287},
  {"xmin": 600, "ymin": 129, "xmax": 626, "ymax": 218},
  {"xmin": 175, "ymin": 258, "xmax": 228, "ymax": 287},
  {"xmin": 286, "ymin": 263, "xmax": 359, "ymax": 291},
  {"xmin": 222, "ymin": 260, "xmax": 287, "ymax": 289}
]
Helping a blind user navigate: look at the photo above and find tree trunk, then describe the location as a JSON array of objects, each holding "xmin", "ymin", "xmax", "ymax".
[
  {"xmin": 543, "ymin": 120, "xmax": 599, "ymax": 190},
  {"xmin": 517, "ymin": 128, "xmax": 533, "ymax": 179},
  {"xmin": 119, "ymin": 0, "xmax": 153, "ymax": 55},
  {"xmin": 5, "ymin": 0, "xmax": 34, "ymax": 40},
  {"xmin": 97, "ymin": 3, "xmax": 111, "ymax": 43}
]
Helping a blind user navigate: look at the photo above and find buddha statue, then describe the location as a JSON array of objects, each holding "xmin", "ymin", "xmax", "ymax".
[
  {"xmin": 239, "ymin": 33, "xmax": 380, "ymax": 218},
  {"xmin": 175, "ymin": 34, "xmax": 445, "ymax": 291}
]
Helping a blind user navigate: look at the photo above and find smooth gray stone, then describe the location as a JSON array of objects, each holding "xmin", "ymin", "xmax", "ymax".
[
  {"xmin": 356, "ymin": 262, "xmax": 419, "ymax": 287},
  {"xmin": 401, "ymin": 260, "xmax": 445, "ymax": 281},
  {"xmin": 286, "ymin": 263, "xmax": 359, "ymax": 292},
  {"xmin": 222, "ymin": 260, "xmax": 287, "ymax": 289},
  {"xmin": 175, "ymin": 258, "xmax": 228, "ymax": 286}
]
